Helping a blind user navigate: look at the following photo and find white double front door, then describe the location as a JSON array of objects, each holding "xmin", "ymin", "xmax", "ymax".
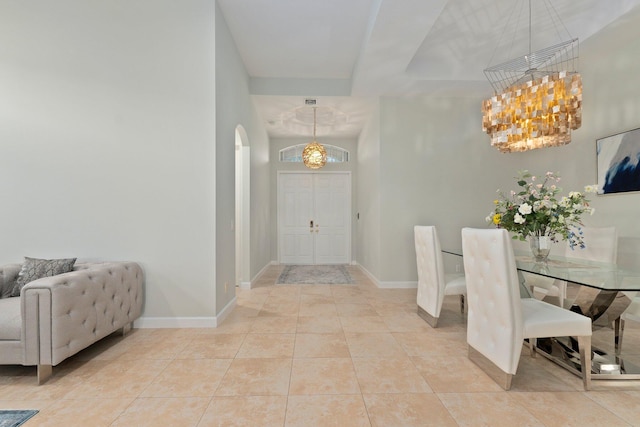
[{"xmin": 278, "ymin": 172, "xmax": 351, "ymax": 265}]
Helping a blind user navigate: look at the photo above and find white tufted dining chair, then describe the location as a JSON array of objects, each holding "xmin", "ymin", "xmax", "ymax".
[
  {"xmin": 616, "ymin": 295, "xmax": 640, "ymax": 355},
  {"xmin": 527, "ymin": 226, "xmax": 618, "ymax": 306},
  {"xmin": 461, "ymin": 227, "xmax": 592, "ymax": 391},
  {"xmin": 414, "ymin": 226, "xmax": 466, "ymax": 328}
]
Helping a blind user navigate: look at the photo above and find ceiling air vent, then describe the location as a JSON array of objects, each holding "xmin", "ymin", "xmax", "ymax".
[{"xmin": 304, "ymin": 99, "xmax": 317, "ymax": 105}]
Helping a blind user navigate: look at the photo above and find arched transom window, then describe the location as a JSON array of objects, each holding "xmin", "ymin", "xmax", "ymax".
[{"xmin": 279, "ymin": 144, "xmax": 349, "ymax": 163}]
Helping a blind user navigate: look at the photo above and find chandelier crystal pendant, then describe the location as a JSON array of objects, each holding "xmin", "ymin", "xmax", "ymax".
[
  {"xmin": 482, "ymin": 0, "xmax": 582, "ymax": 153},
  {"xmin": 302, "ymin": 107, "xmax": 327, "ymax": 169}
]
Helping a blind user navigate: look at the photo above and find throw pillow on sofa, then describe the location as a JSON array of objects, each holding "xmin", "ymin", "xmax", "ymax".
[
  {"xmin": 11, "ymin": 257, "xmax": 77, "ymax": 297},
  {"xmin": 0, "ymin": 278, "xmax": 15, "ymax": 299}
]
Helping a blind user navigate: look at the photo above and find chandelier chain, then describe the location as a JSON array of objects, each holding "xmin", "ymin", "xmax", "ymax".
[{"xmin": 528, "ymin": 0, "xmax": 532, "ymax": 58}]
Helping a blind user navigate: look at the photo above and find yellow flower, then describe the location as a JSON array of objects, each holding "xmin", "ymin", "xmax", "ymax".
[
  {"xmin": 493, "ymin": 199, "xmax": 499, "ymax": 205},
  {"xmin": 492, "ymin": 213, "xmax": 501, "ymax": 225}
]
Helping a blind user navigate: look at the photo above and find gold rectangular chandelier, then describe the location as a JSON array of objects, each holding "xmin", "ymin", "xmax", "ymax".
[{"xmin": 482, "ymin": 1, "xmax": 582, "ymax": 153}]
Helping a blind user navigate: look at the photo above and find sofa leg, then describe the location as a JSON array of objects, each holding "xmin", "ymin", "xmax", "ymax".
[
  {"xmin": 38, "ymin": 364, "xmax": 52, "ymax": 385},
  {"xmin": 121, "ymin": 322, "xmax": 132, "ymax": 336}
]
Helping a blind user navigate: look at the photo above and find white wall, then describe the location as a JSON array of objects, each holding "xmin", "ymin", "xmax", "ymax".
[
  {"xmin": 0, "ymin": 0, "xmax": 217, "ymax": 320},
  {"xmin": 269, "ymin": 138, "xmax": 358, "ymax": 264},
  {"xmin": 376, "ymin": 95, "xmax": 512, "ymax": 283},
  {"xmin": 361, "ymin": 7, "xmax": 640, "ymax": 284},
  {"xmin": 248, "ymin": 110, "xmax": 272, "ymax": 281},
  {"xmin": 568, "ymin": 5, "xmax": 640, "ymax": 268},
  {"xmin": 355, "ymin": 102, "xmax": 382, "ymax": 280},
  {"xmin": 215, "ymin": 3, "xmax": 271, "ymax": 305}
]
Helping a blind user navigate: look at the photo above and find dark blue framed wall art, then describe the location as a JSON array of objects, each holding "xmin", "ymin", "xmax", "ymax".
[{"xmin": 597, "ymin": 127, "xmax": 640, "ymax": 195}]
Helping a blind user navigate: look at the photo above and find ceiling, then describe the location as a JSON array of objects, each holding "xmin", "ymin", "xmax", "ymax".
[{"xmin": 217, "ymin": 0, "xmax": 640, "ymax": 139}]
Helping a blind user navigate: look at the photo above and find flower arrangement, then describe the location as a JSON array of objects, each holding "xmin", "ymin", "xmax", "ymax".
[{"xmin": 486, "ymin": 171, "xmax": 597, "ymax": 249}]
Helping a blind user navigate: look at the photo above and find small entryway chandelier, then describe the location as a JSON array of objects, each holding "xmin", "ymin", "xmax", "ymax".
[
  {"xmin": 302, "ymin": 107, "xmax": 327, "ymax": 169},
  {"xmin": 482, "ymin": 0, "xmax": 582, "ymax": 153}
]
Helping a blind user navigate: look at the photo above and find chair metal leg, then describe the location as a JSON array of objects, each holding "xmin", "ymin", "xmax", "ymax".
[
  {"xmin": 529, "ymin": 338, "xmax": 537, "ymax": 358},
  {"xmin": 468, "ymin": 346, "xmax": 513, "ymax": 390},
  {"xmin": 614, "ymin": 317, "xmax": 625, "ymax": 356},
  {"xmin": 417, "ymin": 306, "xmax": 439, "ymax": 328},
  {"xmin": 578, "ymin": 335, "xmax": 592, "ymax": 391}
]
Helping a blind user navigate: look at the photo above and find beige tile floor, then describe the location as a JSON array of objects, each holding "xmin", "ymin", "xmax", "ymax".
[{"xmin": 2, "ymin": 265, "xmax": 640, "ymax": 426}]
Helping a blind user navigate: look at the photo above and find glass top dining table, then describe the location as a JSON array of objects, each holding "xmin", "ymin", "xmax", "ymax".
[
  {"xmin": 513, "ymin": 253, "xmax": 640, "ymax": 293},
  {"xmin": 443, "ymin": 249, "xmax": 640, "ymax": 293},
  {"xmin": 442, "ymin": 249, "xmax": 640, "ymax": 380}
]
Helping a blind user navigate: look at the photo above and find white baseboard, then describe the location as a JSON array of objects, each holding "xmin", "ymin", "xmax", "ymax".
[
  {"xmin": 134, "ymin": 317, "xmax": 218, "ymax": 328},
  {"xmin": 216, "ymin": 296, "xmax": 237, "ymax": 325},
  {"xmin": 355, "ymin": 263, "xmax": 417, "ymax": 289},
  {"xmin": 134, "ymin": 296, "xmax": 237, "ymax": 329},
  {"xmin": 240, "ymin": 262, "xmax": 276, "ymax": 289},
  {"xmin": 377, "ymin": 281, "xmax": 417, "ymax": 289},
  {"xmin": 355, "ymin": 263, "xmax": 381, "ymax": 287}
]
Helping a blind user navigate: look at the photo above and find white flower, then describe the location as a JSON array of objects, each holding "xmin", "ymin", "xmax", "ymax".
[
  {"xmin": 488, "ymin": 171, "xmax": 593, "ymax": 250},
  {"xmin": 537, "ymin": 199, "xmax": 551, "ymax": 209},
  {"xmin": 584, "ymin": 185, "xmax": 598, "ymax": 193},
  {"xmin": 518, "ymin": 203, "xmax": 533, "ymax": 215}
]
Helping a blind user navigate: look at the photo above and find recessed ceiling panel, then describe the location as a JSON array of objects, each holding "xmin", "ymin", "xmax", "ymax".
[
  {"xmin": 407, "ymin": 0, "xmax": 640, "ymax": 81},
  {"xmin": 217, "ymin": 0, "xmax": 375, "ymax": 79},
  {"xmin": 219, "ymin": 0, "xmax": 640, "ymax": 138}
]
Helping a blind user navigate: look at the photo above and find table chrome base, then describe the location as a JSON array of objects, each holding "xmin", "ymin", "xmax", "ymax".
[{"xmin": 534, "ymin": 337, "xmax": 640, "ymax": 380}]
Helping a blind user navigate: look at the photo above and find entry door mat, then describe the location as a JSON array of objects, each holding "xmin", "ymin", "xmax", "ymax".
[
  {"xmin": 0, "ymin": 410, "xmax": 38, "ymax": 427},
  {"xmin": 277, "ymin": 265, "xmax": 354, "ymax": 285}
]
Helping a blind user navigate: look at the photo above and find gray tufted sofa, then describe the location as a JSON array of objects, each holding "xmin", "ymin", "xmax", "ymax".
[{"xmin": 0, "ymin": 262, "xmax": 143, "ymax": 383}]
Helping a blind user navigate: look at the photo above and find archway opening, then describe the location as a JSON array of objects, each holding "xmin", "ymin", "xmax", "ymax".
[{"xmin": 235, "ymin": 126, "xmax": 251, "ymax": 287}]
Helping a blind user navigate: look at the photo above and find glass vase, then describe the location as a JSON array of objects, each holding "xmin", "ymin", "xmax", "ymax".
[{"xmin": 529, "ymin": 235, "xmax": 551, "ymax": 263}]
